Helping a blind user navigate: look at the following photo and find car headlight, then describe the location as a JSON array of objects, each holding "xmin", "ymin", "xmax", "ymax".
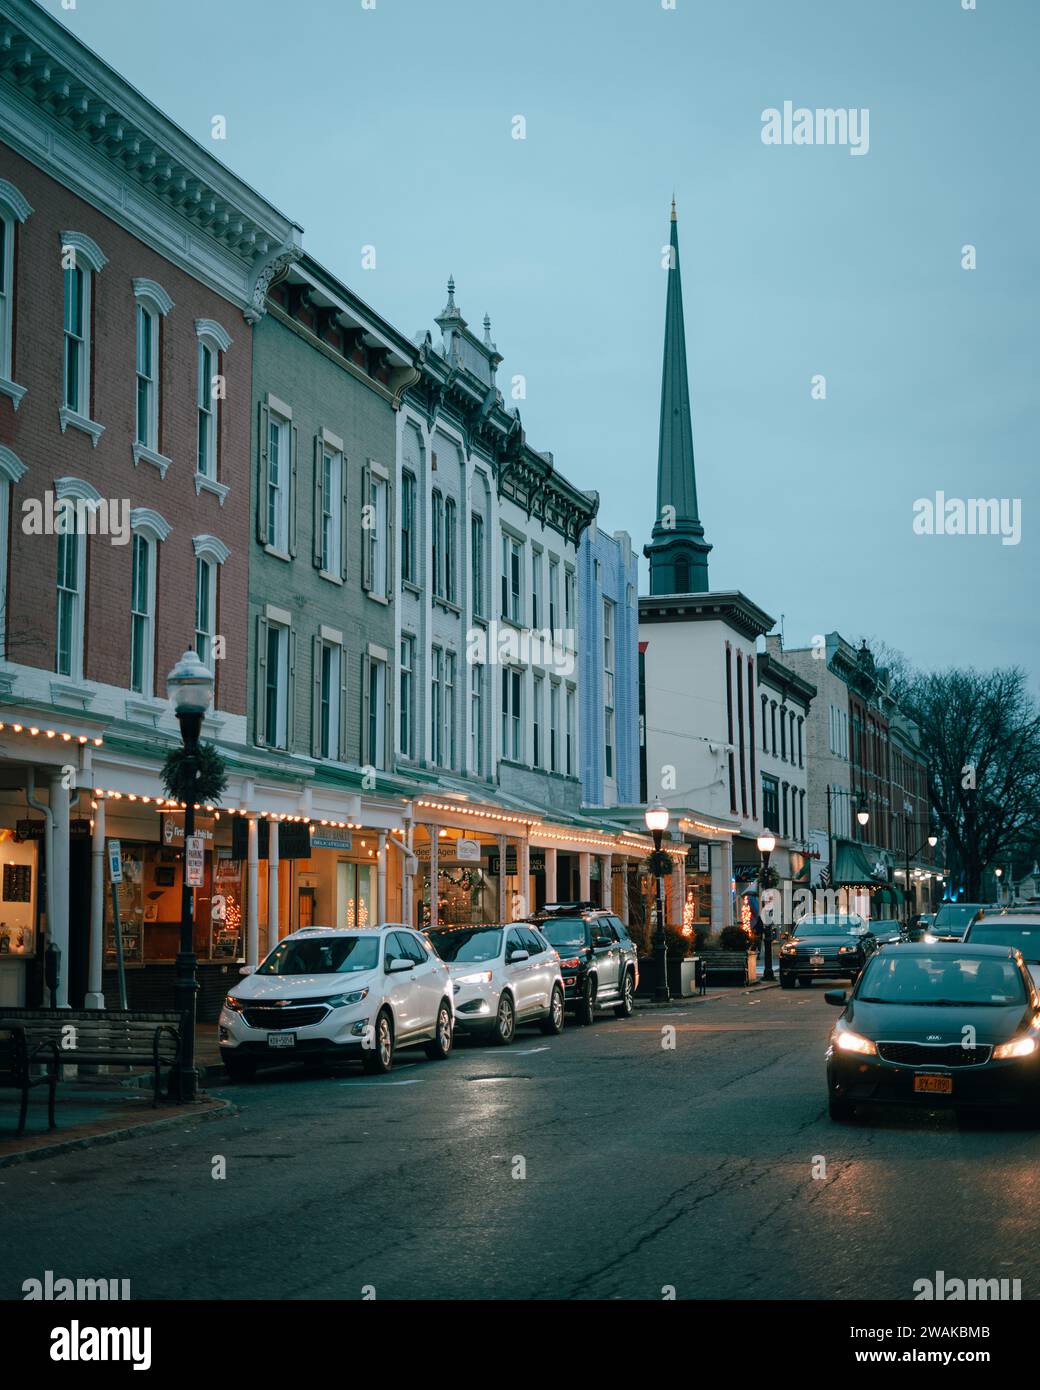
[
  {"xmin": 993, "ymin": 1035, "xmax": 1039, "ymax": 1059},
  {"xmin": 454, "ymin": 971, "xmax": 493, "ymax": 986},
  {"xmin": 835, "ymin": 1027, "xmax": 877, "ymax": 1056},
  {"xmin": 326, "ymin": 988, "xmax": 369, "ymax": 1008},
  {"xmin": 224, "ymin": 994, "xmax": 244, "ymax": 1012},
  {"xmin": 838, "ymin": 945, "xmax": 858, "ymax": 954},
  {"xmin": 922, "ymin": 933, "xmax": 937, "ymax": 943},
  {"xmin": 781, "ymin": 944, "xmax": 796, "ymax": 956}
]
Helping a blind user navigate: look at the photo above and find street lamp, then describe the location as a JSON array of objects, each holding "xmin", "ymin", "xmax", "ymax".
[
  {"xmin": 756, "ymin": 831, "xmax": 777, "ymax": 982},
  {"xmin": 856, "ymin": 808, "xmax": 870, "ymax": 828},
  {"xmin": 167, "ymin": 650, "xmax": 215, "ymax": 1102},
  {"xmin": 645, "ymin": 798, "xmax": 671, "ymax": 1002},
  {"xmin": 995, "ymin": 865, "xmax": 1004, "ymax": 906}
]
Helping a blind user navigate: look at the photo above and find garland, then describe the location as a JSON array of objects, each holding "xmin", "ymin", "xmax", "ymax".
[{"xmin": 161, "ymin": 741, "xmax": 228, "ymax": 806}]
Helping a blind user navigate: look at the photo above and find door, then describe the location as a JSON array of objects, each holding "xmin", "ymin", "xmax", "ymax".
[
  {"xmin": 384, "ymin": 932, "xmax": 420, "ymax": 1039},
  {"xmin": 402, "ymin": 930, "xmax": 443, "ymax": 1035},
  {"xmin": 520, "ymin": 927, "xmax": 552, "ymax": 1010},
  {"xmin": 505, "ymin": 928, "xmax": 535, "ymax": 1017},
  {"xmin": 593, "ymin": 919, "xmax": 620, "ymax": 999}
]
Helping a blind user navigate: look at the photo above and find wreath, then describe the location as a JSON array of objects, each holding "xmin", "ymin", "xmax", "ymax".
[
  {"xmin": 161, "ymin": 741, "xmax": 228, "ymax": 806},
  {"xmin": 758, "ymin": 864, "xmax": 780, "ymax": 889},
  {"xmin": 645, "ymin": 849, "xmax": 674, "ymax": 878}
]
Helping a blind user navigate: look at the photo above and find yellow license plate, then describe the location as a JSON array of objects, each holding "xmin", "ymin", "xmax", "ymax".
[{"xmin": 914, "ymin": 1073, "xmax": 953, "ymax": 1095}]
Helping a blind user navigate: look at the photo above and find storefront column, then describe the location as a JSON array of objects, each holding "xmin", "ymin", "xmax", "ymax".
[
  {"xmin": 579, "ymin": 852, "xmax": 591, "ymax": 903},
  {"xmin": 720, "ymin": 838, "xmax": 734, "ymax": 928},
  {"xmin": 599, "ymin": 854, "xmax": 612, "ymax": 912},
  {"xmin": 377, "ymin": 832, "xmax": 387, "ymax": 924},
  {"xmin": 670, "ymin": 855, "xmax": 684, "ymax": 928},
  {"xmin": 497, "ymin": 835, "xmax": 508, "ymax": 922},
  {"xmin": 711, "ymin": 841, "xmax": 729, "ymax": 931},
  {"xmin": 543, "ymin": 846, "xmax": 557, "ymax": 904},
  {"xmin": 86, "ymin": 795, "xmax": 105, "ymax": 1009},
  {"xmin": 246, "ymin": 818, "xmax": 259, "ymax": 966},
  {"xmin": 518, "ymin": 838, "xmax": 530, "ymax": 919},
  {"xmin": 48, "ymin": 771, "xmax": 71, "ymax": 1008},
  {"xmin": 428, "ymin": 825, "xmax": 439, "ymax": 929},
  {"xmin": 619, "ymin": 857, "xmax": 630, "ymax": 924},
  {"xmin": 268, "ymin": 819, "xmax": 280, "ymax": 942}
]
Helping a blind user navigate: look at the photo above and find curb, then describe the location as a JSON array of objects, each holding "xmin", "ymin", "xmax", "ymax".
[
  {"xmin": 635, "ymin": 979, "xmax": 780, "ymax": 1009},
  {"xmin": 0, "ymin": 1095, "xmax": 238, "ymax": 1170}
]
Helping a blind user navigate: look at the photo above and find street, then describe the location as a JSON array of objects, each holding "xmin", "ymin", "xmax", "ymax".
[{"xmin": 5, "ymin": 985, "xmax": 1040, "ymax": 1302}]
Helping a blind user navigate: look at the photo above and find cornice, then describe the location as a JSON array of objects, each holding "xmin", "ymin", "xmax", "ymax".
[{"xmin": 639, "ymin": 590, "xmax": 775, "ymax": 641}]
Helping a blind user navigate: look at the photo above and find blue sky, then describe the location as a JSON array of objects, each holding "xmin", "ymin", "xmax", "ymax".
[{"xmin": 42, "ymin": 0, "xmax": 1038, "ymax": 682}]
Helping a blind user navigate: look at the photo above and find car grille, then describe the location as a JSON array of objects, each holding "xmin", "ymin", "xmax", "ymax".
[
  {"xmin": 243, "ymin": 1005, "xmax": 329, "ymax": 1030},
  {"xmin": 877, "ymin": 1041, "xmax": 992, "ymax": 1068}
]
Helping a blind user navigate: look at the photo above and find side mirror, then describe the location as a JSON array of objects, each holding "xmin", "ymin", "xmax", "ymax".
[
  {"xmin": 824, "ymin": 990, "xmax": 848, "ymax": 1007},
  {"xmin": 508, "ymin": 949, "xmax": 529, "ymax": 963},
  {"xmin": 388, "ymin": 957, "xmax": 413, "ymax": 973},
  {"xmin": 592, "ymin": 936, "xmax": 610, "ymax": 949},
  {"xmin": 238, "ymin": 965, "xmax": 255, "ymax": 976}
]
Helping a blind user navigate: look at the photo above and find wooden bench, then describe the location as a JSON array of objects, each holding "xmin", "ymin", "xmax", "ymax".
[
  {"xmin": 697, "ymin": 950, "xmax": 751, "ymax": 987},
  {"xmin": 0, "ymin": 1010, "xmax": 183, "ymax": 1107},
  {"xmin": 0, "ymin": 1027, "xmax": 60, "ymax": 1136}
]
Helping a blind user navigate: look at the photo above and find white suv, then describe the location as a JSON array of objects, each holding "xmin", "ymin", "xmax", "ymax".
[
  {"xmin": 427, "ymin": 923, "xmax": 564, "ymax": 1045},
  {"xmin": 219, "ymin": 927, "xmax": 454, "ymax": 1080}
]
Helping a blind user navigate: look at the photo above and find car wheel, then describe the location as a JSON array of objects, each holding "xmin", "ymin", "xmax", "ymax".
[
  {"xmin": 575, "ymin": 978, "xmax": 596, "ymax": 1026},
  {"xmin": 362, "ymin": 1010, "xmax": 394, "ymax": 1074},
  {"xmin": 828, "ymin": 1092, "xmax": 855, "ymax": 1121},
  {"xmin": 613, "ymin": 970, "xmax": 635, "ymax": 1018},
  {"xmin": 424, "ymin": 1001, "xmax": 454, "ymax": 1060},
  {"xmin": 492, "ymin": 992, "xmax": 516, "ymax": 1045},
  {"xmin": 541, "ymin": 985, "xmax": 565, "ymax": 1035},
  {"xmin": 780, "ymin": 975, "xmax": 794, "ymax": 990},
  {"xmin": 223, "ymin": 1056, "xmax": 256, "ymax": 1083}
]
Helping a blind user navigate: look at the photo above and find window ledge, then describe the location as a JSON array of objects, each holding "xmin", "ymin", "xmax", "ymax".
[
  {"xmin": 194, "ymin": 471, "xmax": 229, "ymax": 505},
  {"xmin": 264, "ymin": 544, "xmax": 292, "ymax": 563},
  {"xmin": 318, "ymin": 569, "xmax": 343, "ymax": 586},
  {"xmin": 0, "ymin": 376, "xmax": 27, "ymax": 410},
  {"xmin": 49, "ymin": 679, "xmax": 94, "ymax": 710},
  {"xmin": 132, "ymin": 442, "xmax": 172, "ymax": 478},
  {"xmin": 59, "ymin": 407, "xmax": 104, "ymax": 447},
  {"xmin": 401, "ymin": 579, "xmax": 422, "ymax": 597},
  {"xmin": 434, "ymin": 596, "xmax": 461, "ymax": 616},
  {"xmin": 125, "ymin": 696, "xmax": 164, "ymax": 727},
  {"xmin": 365, "ymin": 590, "xmax": 389, "ymax": 606}
]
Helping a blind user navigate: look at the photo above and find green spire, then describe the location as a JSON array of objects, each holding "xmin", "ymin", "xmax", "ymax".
[{"xmin": 644, "ymin": 200, "xmax": 711, "ymax": 595}]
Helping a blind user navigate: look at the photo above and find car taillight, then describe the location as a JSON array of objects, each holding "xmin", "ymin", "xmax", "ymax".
[{"xmin": 559, "ymin": 957, "xmax": 581, "ymax": 969}]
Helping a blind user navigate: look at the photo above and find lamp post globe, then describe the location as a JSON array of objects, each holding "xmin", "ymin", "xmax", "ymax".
[
  {"xmin": 856, "ymin": 809, "xmax": 870, "ymax": 828},
  {"xmin": 927, "ymin": 835, "xmax": 938, "ymax": 849},
  {"xmin": 756, "ymin": 831, "xmax": 777, "ymax": 982},
  {"xmin": 644, "ymin": 799, "xmax": 671, "ymax": 1002}
]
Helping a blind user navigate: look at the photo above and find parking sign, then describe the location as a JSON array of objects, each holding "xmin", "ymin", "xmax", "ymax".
[{"xmin": 107, "ymin": 840, "xmax": 122, "ymax": 884}]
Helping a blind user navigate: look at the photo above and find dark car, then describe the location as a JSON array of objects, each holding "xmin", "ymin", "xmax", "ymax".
[
  {"xmin": 524, "ymin": 903, "xmax": 638, "ymax": 1024},
  {"xmin": 825, "ymin": 943, "xmax": 1040, "ymax": 1121},
  {"xmin": 964, "ymin": 909, "xmax": 1040, "ymax": 991},
  {"xmin": 779, "ymin": 913, "xmax": 881, "ymax": 989},
  {"xmin": 930, "ymin": 902, "xmax": 987, "ymax": 941}
]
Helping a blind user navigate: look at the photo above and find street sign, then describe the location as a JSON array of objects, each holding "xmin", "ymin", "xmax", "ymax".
[
  {"xmin": 186, "ymin": 834, "xmax": 205, "ymax": 887},
  {"xmin": 107, "ymin": 840, "xmax": 123, "ymax": 884}
]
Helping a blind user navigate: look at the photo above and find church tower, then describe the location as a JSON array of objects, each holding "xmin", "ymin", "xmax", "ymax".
[{"xmin": 643, "ymin": 200, "xmax": 712, "ymax": 595}]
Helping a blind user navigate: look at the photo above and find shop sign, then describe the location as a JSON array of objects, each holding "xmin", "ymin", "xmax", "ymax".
[
  {"xmin": 455, "ymin": 838, "xmax": 481, "ymax": 862},
  {"xmin": 699, "ymin": 844, "xmax": 710, "ymax": 873},
  {"xmin": 230, "ymin": 818, "xmax": 312, "ymax": 861},
  {"xmin": 185, "ymin": 835, "xmax": 205, "ymax": 887},
  {"xmin": 16, "ymin": 817, "xmax": 91, "ymax": 841},
  {"xmin": 107, "ymin": 840, "xmax": 123, "ymax": 884},
  {"xmin": 486, "ymin": 851, "xmax": 545, "ymax": 876},
  {"xmin": 310, "ymin": 827, "xmax": 353, "ymax": 851},
  {"xmin": 161, "ymin": 814, "xmax": 215, "ymax": 845}
]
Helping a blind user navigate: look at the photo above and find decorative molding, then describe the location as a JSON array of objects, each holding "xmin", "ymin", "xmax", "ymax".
[
  {"xmin": 58, "ymin": 407, "xmax": 104, "ymax": 446},
  {"xmin": 0, "ymin": 445, "xmax": 27, "ymax": 485},
  {"xmin": 245, "ymin": 241, "xmax": 303, "ymax": 323},
  {"xmin": 54, "ymin": 475, "xmax": 103, "ymax": 504},
  {"xmin": 195, "ymin": 318, "xmax": 232, "ymax": 352},
  {"xmin": 132, "ymin": 441, "xmax": 172, "ymax": 477},
  {"xmin": 132, "ymin": 277, "xmax": 174, "ymax": 316},
  {"xmin": 49, "ymin": 679, "xmax": 95, "ymax": 711},
  {"xmin": 0, "ymin": 178, "xmax": 32, "ymax": 223},
  {"xmin": 129, "ymin": 507, "xmax": 172, "ymax": 543},
  {"xmin": 193, "ymin": 533, "xmax": 230, "ymax": 566},
  {"xmin": 193, "ymin": 472, "xmax": 230, "ymax": 505},
  {"xmin": 124, "ymin": 696, "xmax": 165, "ymax": 728},
  {"xmin": 59, "ymin": 230, "xmax": 107, "ymax": 273},
  {"xmin": 0, "ymin": 376, "xmax": 27, "ymax": 410}
]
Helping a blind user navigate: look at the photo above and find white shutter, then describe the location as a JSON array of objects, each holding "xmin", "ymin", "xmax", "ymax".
[
  {"xmin": 340, "ymin": 454, "xmax": 350, "ymax": 583},
  {"xmin": 288, "ymin": 424, "xmax": 299, "ymax": 558},
  {"xmin": 254, "ymin": 613, "xmax": 268, "ymax": 745},
  {"xmin": 339, "ymin": 642, "xmax": 350, "ymax": 761},
  {"xmin": 287, "ymin": 626, "xmax": 297, "ymax": 749},
  {"xmin": 311, "ymin": 634, "xmax": 322, "ymax": 759},
  {"xmin": 256, "ymin": 404, "xmax": 270, "ymax": 545},
  {"xmin": 361, "ymin": 462, "xmax": 372, "ymax": 591},
  {"xmin": 312, "ymin": 436, "xmax": 323, "ymax": 568},
  {"xmin": 361, "ymin": 653, "xmax": 372, "ymax": 762}
]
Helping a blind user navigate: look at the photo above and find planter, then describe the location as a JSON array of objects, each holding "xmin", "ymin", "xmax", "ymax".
[{"xmin": 636, "ymin": 955, "xmax": 701, "ymax": 997}]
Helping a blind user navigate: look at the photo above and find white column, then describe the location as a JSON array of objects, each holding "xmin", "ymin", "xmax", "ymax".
[
  {"xmin": 428, "ymin": 826, "xmax": 439, "ymax": 929},
  {"xmin": 404, "ymin": 819, "xmax": 415, "ymax": 927},
  {"xmin": 377, "ymin": 832, "xmax": 387, "ymax": 923},
  {"xmin": 579, "ymin": 851, "xmax": 591, "ymax": 903},
  {"xmin": 720, "ymin": 837, "xmax": 734, "ymax": 927},
  {"xmin": 543, "ymin": 846, "xmax": 557, "ymax": 907},
  {"xmin": 246, "ymin": 818, "xmax": 259, "ymax": 966},
  {"xmin": 670, "ymin": 854, "xmax": 684, "ymax": 928},
  {"xmin": 497, "ymin": 834, "xmax": 508, "ymax": 921},
  {"xmin": 599, "ymin": 854, "xmax": 612, "ymax": 912},
  {"xmin": 49, "ymin": 771, "xmax": 71, "ymax": 1008},
  {"xmin": 85, "ymin": 796, "xmax": 105, "ymax": 1008},
  {"xmin": 518, "ymin": 837, "xmax": 530, "ymax": 920},
  {"xmin": 268, "ymin": 819, "xmax": 280, "ymax": 941},
  {"xmin": 619, "ymin": 857, "xmax": 630, "ymax": 925}
]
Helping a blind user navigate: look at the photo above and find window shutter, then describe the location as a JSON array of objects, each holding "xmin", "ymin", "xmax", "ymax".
[
  {"xmin": 257, "ymin": 403, "xmax": 270, "ymax": 545},
  {"xmin": 254, "ymin": 613, "xmax": 268, "ymax": 745},
  {"xmin": 311, "ymin": 634, "xmax": 322, "ymax": 758},
  {"xmin": 340, "ymin": 455, "xmax": 350, "ymax": 583},
  {"xmin": 288, "ymin": 424, "xmax": 299, "ymax": 558},
  {"xmin": 361, "ymin": 652, "xmax": 372, "ymax": 762},
  {"xmin": 361, "ymin": 462, "xmax": 372, "ymax": 591},
  {"xmin": 383, "ymin": 657, "xmax": 392, "ymax": 770},
  {"xmin": 287, "ymin": 626, "xmax": 297, "ymax": 749},
  {"xmin": 312, "ymin": 436, "xmax": 323, "ymax": 569},
  {"xmin": 384, "ymin": 478, "xmax": 394, "ymax": 606},
  {"xmin": 339, "ymin": 642, "xmax": 350, "ymax": 761}
]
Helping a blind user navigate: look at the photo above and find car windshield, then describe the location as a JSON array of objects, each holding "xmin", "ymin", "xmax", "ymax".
[
  {"xmin": 794, "ymin": 916, "xmax": 863, "ymax": 936},
  {"xmin": 541, "ymin": 918, "xmax": 588, "ymax": 949},
  {"xmin": 429, "ymin": 928, "xmax": 502, "ymax": 963},
  {"xmin": 934, "ymin": 905, "xmax": 983, "ymax": 931},
  {"xmin": 257, "ymin": 935, "xmax": 380, "ymax": 976},
  {"xmin": 857, "ymin": 953, "xmax": 1026, "ymax": 1006},
  {"xmin": 968, "ymin": 925, "xmax": 1040, "ymax": 961}
]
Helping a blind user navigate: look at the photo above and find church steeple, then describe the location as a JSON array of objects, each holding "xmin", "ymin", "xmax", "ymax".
[{"xmin": 644, "ymin": 201, "xmax": 712, "ymax": 595}]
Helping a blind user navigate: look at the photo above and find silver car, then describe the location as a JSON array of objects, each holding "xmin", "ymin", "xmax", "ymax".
[{"xmin": 428, "ymin": 923, "xmax": 565, "ymax": 1045}]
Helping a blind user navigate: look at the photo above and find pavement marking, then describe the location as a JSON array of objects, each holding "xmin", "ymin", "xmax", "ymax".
[
  {"xmin": 512, "ymin": 1046, "xmax": 551, "ymax": 1055},
  {"xmin": 339, "ymin": 1077, "xmax": 423, "ymax": 1087},
  {"xmin": 627, "ymin": 1022, "xmax": 822, "ymax": 1032}
]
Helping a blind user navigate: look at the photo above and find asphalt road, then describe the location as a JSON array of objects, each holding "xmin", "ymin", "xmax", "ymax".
[{"xmin": 4, "ymin": 984, "xmax": 1040, "ymax": 1301}]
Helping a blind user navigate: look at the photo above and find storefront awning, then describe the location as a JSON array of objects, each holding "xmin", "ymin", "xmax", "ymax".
[{"xmin": 833, "ymin": 839, "xmax": 890, "ymax": 887}]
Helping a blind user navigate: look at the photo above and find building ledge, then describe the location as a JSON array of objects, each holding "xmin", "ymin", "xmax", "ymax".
[
  {"xmin": 0, "ymin": 376, "xmax": 27, "ymax": 410},
  {"xmin": 132, "ymin": 442, "xmax": 173, "ymax": 478},
  {"xmin": 194, "ymin": 471, "xmax": 229, "ymax": 505},
  {"xmin": 59, "ymin": 407, "xmax": 104, "ymax": 447}
]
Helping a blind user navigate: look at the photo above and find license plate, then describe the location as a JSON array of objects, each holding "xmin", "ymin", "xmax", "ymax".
[
  {"xmin": 810, "ymin": 954, "xmax": 824, "ymax": 965},
  {"xmin": 268, "ymin": 1032, "xmax": 296, "ymax": 1049},
  {"xmin": 914, "ymin": 1073, "xmax": 952, "ymax": 1095}
]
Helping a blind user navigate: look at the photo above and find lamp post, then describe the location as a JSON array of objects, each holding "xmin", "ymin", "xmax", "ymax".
[
  {"xmin": 757, "ymin": 831, "xmax": 776, "ymax": 981},
  {"xmin": 995, "ymin": 865, "xmax": 1004, "ymax": 907},
  {"xmin": 167, "ymin": 650, "xmax": 214, "ymax": 1103},
  {"xmin": 902, "ymin": 814, "xmax": 939, "ymax": 926},
  {"xmin": 645, "ymin": 798, "xmax": 671, "ymax": 1003}
]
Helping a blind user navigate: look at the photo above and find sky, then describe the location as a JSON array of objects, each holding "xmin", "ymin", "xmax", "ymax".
[{"xmin": 39, "ymin": 0, "xmax": 1039, "ymax": 684}]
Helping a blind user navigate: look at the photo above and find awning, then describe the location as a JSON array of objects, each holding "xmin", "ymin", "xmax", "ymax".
[
  {"xmin": 833, "ymin": 839, "xmax": 889, "ymax": 887},
  {"xmin": 873, "ymin": 883, "xmax": 904, "ymax": 909}
]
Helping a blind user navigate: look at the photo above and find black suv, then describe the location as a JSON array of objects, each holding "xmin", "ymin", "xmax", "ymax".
[{"xmin": 524, "ymin": 903, "xmax": 639, "ymax": 1024}]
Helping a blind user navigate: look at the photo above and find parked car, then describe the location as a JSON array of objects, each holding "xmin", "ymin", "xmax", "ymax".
[
  {"xmin": 524, "ymin": 904, "xmax": 639, "ymax": 1023},
  {"xmin": 825, "ymin": 942, "xmax": 1040, "ymax": 1121},
  {"xmin": 427, "ymin": 923, "xmax": 564, "ymax": 1044},
  {"xmin": 905, "ymin": 913, "xmax": 935, "ymax": 942},
  {"xmin": 219, "ymin": 926, "xmax": 454, "ymax": 1080},
  {"xmin": 779, "ymin": 913, "xmax": 880, "ymax": 988},
  {"xmin": 929, "ymin": 902, "xmax": 987, "ymax": 941},
  {"xmin": 964, "ymin": 909, "xmax": 1040, "ymax": 988}
]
